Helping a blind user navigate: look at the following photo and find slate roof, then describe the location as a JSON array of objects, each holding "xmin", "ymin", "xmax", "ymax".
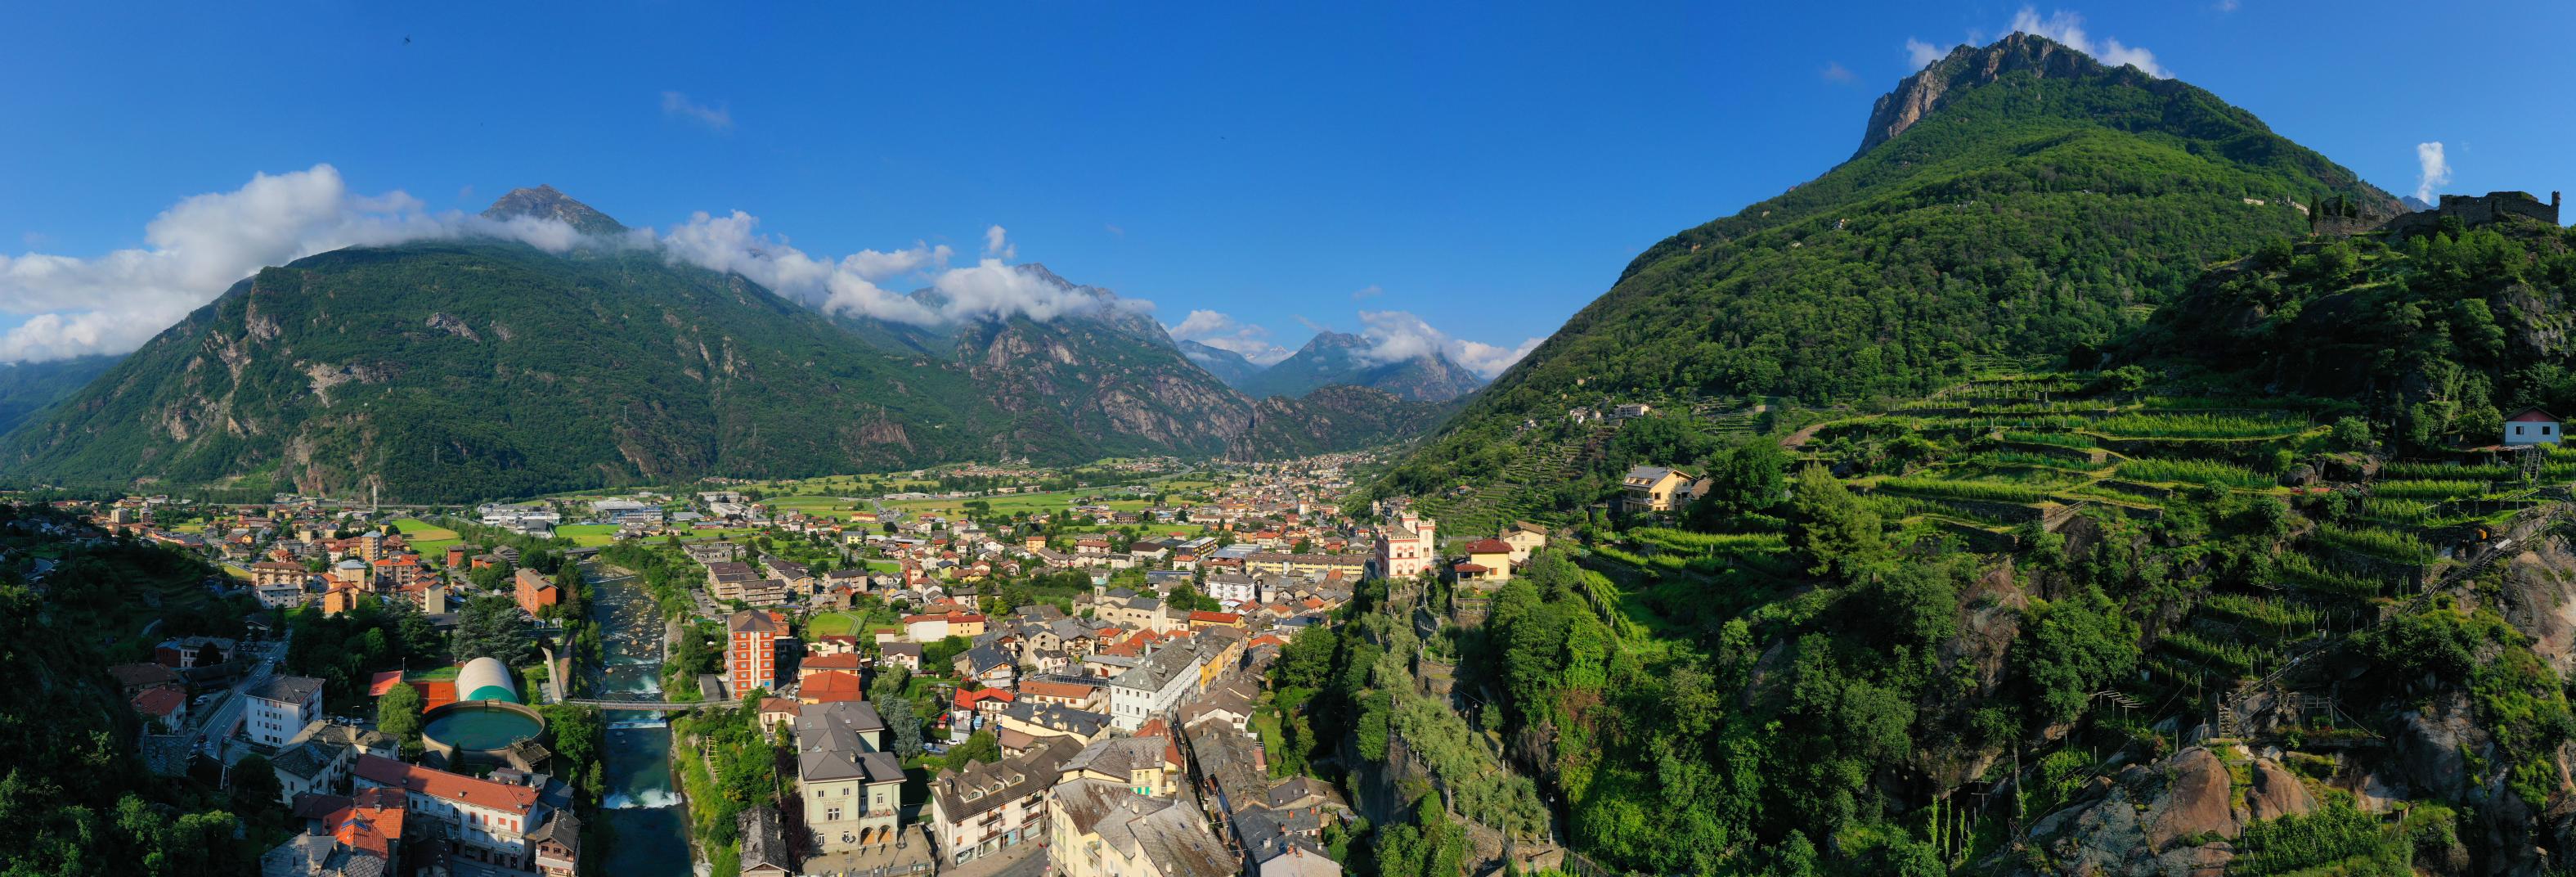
[
  {"xmin": 796, "ymin": 702, "xmax": 893, "ymax": 784},
  {"xmin": 247, "ymin": 675, "xmax": 325, "ymax": 705}
]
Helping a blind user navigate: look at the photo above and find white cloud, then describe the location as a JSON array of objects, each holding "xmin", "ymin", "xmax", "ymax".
[
  {"xmin": 1905, "ymin": 38, "xmax": 1946, "ymax": 70},
  {"xmin": 1353, "ymin": 310, "xmax": 1541, "ymax": 379},
  {"xmin": 1166, "ymin": 309, "xmax": 1294, "ymax": 365},
  {"xmin": 660, "ymin": 91, "xmax": 733, "ymax": 132},
  {"xmin": 0, "ymin": 164, "xmax": 592, "ymax": 363},
  {"xmin": 1349, "ymin": 284, "xmax": 1384, "ymax": 301},
  {"xmin": 2415, "ymin": 142, "xmax": 2452, "ymax": 205},
  {"xmin": 932, "ymin": 257, "xmax": 1125, "ymax": 323},
  {"xmin": 0, "ymin": 166, "xmax": 1199, "ymax": 363},
  {"xmin": 2215, "ymin": 0, "xmax": 2240, "ymax": 11},
  {"xmin": 1822, "ymin": 61, "xmax": 1857, "ymax": 83},
  {"xmin": 2008, "ymin": 7, "xmax": 2168, "ymax": 78}
]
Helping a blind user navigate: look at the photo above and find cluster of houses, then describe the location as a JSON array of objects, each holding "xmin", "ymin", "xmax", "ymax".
[{"xmin": 689, "ymin": 491, "xmax": 1564, "ymax": 876}]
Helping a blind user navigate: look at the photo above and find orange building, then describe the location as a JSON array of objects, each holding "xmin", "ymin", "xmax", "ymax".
[
  {"xmin": 514, "ymin": 568, "xmax": 559, "ymax": 617},
  {"xmin": 726, "ymin": 609, "xmax": 786, "ymax": 699}
]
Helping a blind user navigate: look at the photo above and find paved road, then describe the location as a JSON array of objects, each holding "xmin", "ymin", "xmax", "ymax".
[{"xmin": 189, "ymin": 636, "xmax": 287, "ymax": 754}]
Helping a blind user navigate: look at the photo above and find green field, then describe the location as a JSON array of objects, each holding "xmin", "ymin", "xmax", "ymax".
[
  {"xmin": 765, "ymin": 495, "xmax": 875, "ymax": 520},
  {"xmin": 863, "ymin": 559, "xmax": 901, "ymax": 573},
  {"xmin": 554, "ymin": 524, "xmax": 620, "ymax": 546},
  {"xmin": 806, "ymin": 612, "xmax": 859, "ymax": 636},
  {"xmin": 887, "ymin": 492, "xmax": 1075, "ymax": 518},
  {"xmin": 390, "ymin": 518, "xmax": 464, "ymax": 555}
]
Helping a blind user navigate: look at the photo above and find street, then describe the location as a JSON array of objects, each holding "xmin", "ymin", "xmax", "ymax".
[{"xmin": 190, "ymin": 634, "xmax": 288, "ymax": 754}]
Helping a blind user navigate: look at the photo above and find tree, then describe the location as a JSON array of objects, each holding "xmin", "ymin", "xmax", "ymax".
[
  {"xmin": 879, "ymin": 696, "xmax": 925, "ymax": 759},
  {"xmin": 938, "ymin": 730, "xmax": 999, "ymax": 771},
  {"xmin": 1789, "ymin": 465, "xmax": 1885, "ymax": 578},
  {"xmin": 1693, "ymin": 441, "xmax": 1790, "ymax": 520},
  {"xmin": 451, "ymin": 595, "xmax": 532, "ymax": 666},
  {"xmin": 229, "ymin": 753, "xmax": 283, "ymax": 814},
  {"xmin": 922, "ymin": 635, "xmax": 971, "ymax": 672},
  {"xmin": 377, "ymin": 682, "xmax": 426, "ymax": 756}
]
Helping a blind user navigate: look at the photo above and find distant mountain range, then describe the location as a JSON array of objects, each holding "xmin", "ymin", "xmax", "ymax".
[
  {"xmin": 1236, "ymin": 331, "xmax": 1486, "ymax": 403},
  {"xmin": 0, "ymin": 190, "xmax": 1454, "ymax": 501}
]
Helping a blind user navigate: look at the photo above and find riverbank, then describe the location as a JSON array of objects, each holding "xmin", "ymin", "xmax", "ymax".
[{"xmin": 584, "ymin": 561, "xmax": 695, "ymax": 877}]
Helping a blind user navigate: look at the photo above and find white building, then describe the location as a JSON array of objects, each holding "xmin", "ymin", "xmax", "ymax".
[
  {"xmin": 1371, "ymin": 511, "xmax": 1436, "ymax": 580},
  {"xmin": 1105, "ymin": 645, "xmax": 1203, "ymax": 731},
  {"xmin": 1203, "ymin": 573, "xmax": 1258, "ymax": 605},
  {"xmin": 2507, "ymin": 408, "xmax": 2562, "ymax": 446},
  {"xmin": 354, "ymin": 754, "xmax": 548, "ymax": 870},
  {"xmin": 242, "ymin": 676, "xmax": 325, "ymax": 748}
]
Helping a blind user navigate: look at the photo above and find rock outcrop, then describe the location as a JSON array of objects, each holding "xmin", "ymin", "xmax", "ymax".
[
  {"xmin": 1854, "ymin": 33, "xmax": 2103, "ymax": 158},
  {"xmin": 2145, "ymin": 748, "xmax": 2238, "ymax": 849},
  {"xmin": 2243, "ymin": 759, "xmax": 2314, "ymax": 823}
]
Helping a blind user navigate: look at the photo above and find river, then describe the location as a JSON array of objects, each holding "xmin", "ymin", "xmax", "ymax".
[{"xmin": 582, "ymin": 561, "xmax": 693, "ymax": 876}]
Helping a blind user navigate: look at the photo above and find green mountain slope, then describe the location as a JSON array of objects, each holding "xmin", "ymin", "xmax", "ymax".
[
  {"xmin": 0, "ymin": 191, "xmax": 1452, "ymax": 501},
  {"xmin": 0, "ymin": 355, "xmax": 119, "ymax": 434},
  {"xmin": 0, "ymin": 238, "xmax": 1002, "ymax": 501},
  {"xmin": 1241, "ymin": 330, "xmax": 1486, "ymax": 402},
  {"xmin": 2125, "ymin": 199, "xmax": 2576, "ymax": 448},
  {"xmin": 1378, "ymin": 34, "xmax": 2397, "ymax": 501}
]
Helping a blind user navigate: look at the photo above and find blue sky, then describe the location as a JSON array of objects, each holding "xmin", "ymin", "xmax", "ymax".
[{"xmin": 2, "ymin": 1, "xmax": 2570, "ymax": 366}]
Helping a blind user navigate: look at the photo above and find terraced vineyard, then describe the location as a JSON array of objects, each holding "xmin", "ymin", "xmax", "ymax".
[{"xmin": 1788, "ymin": 371, "xmax": 2565, "ymax": 697}]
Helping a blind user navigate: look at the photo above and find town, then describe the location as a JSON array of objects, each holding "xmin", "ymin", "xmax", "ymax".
[{"xmin": 31, "ymin": 447, "xmax": 1569, "ymax": 877}]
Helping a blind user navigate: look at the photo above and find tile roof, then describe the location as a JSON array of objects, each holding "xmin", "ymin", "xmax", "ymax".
[{"xmin": 353, "ymin": 754, "xmax": 536, "ymax": 814}]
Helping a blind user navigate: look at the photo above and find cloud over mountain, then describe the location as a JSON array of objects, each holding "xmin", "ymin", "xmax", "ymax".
[
  {"xmin": 0, "ymin": 164, "xmax": 590, "ymax": 363},
  {"xmin": 1354, "ymin": 310, "xmax": 1541, "ymax": 378},
  {"xmin": 1166, "ymin": 309, "xmax": 1294, "ymax": 365}
]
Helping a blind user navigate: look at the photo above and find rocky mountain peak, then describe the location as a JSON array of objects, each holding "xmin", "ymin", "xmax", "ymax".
[
  {"xmin": 482, "ymin": 185, "xmax": 628, "ymax": 235},
  {"xmin": 1853, "ymin": 34, "xmax": 2109, "ymax": 158}
]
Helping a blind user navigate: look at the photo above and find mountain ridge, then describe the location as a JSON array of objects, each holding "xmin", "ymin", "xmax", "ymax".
[{"xmin": 1241, "ymin": 330, "xmax": 1486, "ymax": 402}]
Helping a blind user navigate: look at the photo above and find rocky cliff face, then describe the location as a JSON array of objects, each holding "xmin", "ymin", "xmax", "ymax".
[{"xmin": 1854, "ymin": 33, "xmax": 2112, "ymax": 158}]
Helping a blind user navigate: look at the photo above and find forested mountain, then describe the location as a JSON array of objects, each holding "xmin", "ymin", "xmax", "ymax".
[
  {"xmin": 1241, "ymin": 331, "xmax": 1486, "ymax": 402},
  {"xmin": 2124, "ymin": 200, "xmax": 2576, "ymax": 449},
  {"xmin": 0, "ymin": 191, "xmax": 1451, "ymax": 501},
  {"xmin": 0, "ymin": 236, "xmax": 1008, "ymax": 501},
  {"xmin": 1177, "ymin": 339, "xmax": 1266, "ymax": 389},
  {"xmin": 1376, "ymin": 33, "xmax": 2398, "ymax": 501},
  {"xmin": 1277, "ymin": 34, "xmax": 2576, "ymax": 877},
  {"xmin": 0, "ymin": 355, "xmax": 119, "ymax": 434}
]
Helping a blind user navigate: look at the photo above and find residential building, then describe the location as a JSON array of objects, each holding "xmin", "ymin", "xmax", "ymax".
[
  {"xmin": 1203, "ymin": 573, "xmax": 1258, "ymax": 605},
  {"xmin": 244, "ymin": 676, "xmax": 325, "ymax": 748},
  {"xmin": 514, "ymin": 568, "xmax": 559, "ymax": 617},
  {"xmin": 1621, "ymin": 465, "xmax": 1694, "ymax": 513},
  {"xmin": 352, "ymin": 754, "xmax": 546, "ymax": 870},
  {"xmin": 728, "ymin": 609, "xmax": 786, "ymax": 699},
  {"xmin": 1501, "ymin": 521, "xmax": 1549, "ymax": 564},
  {"xmin": 796, "ymin": 701, "xmax": 906, "ymax": 853},
  {"xmin": 2509, "ymin": 407, "xmax": 2563, "ymax": 446},
  {"xmin": 1106, "ymin": 645, "xmax": 1203, "ymax": 731},
  {"xmin": 1046, "ymin": 778, "xmax": 1235, "ymax": 877},
  {"xmin": 531, "ymin": 809, "xmax": 582, "ymax": 877},
  {"xmin": 929, "ymin": 737, "xmax": 1078, "ymax": 866}
]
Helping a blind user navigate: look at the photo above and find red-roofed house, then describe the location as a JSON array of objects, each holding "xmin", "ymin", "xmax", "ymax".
[
  {"xmin": 132, "ymin": 686, "xmax": 187, "ymax": 728},
  {"xmin": 1185, "ymin": 610, "xmax": 1242, "ymax": 631},
  {"xmin": 353, "ymin": 754, "xmax": 541, "ymax": 870},
  {"xmin": 798, "ymin": 670, "xmax": 865, "ymax": 705},
  {"xmin": 2508, "ymin": 408, "xmax": 2562, "ymax": 446}
]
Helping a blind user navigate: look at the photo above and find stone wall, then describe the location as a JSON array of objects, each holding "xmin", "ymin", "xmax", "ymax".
[{"xmin": 2362, "ymin": 190, "xmax": 2562, "ymax": 239}]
